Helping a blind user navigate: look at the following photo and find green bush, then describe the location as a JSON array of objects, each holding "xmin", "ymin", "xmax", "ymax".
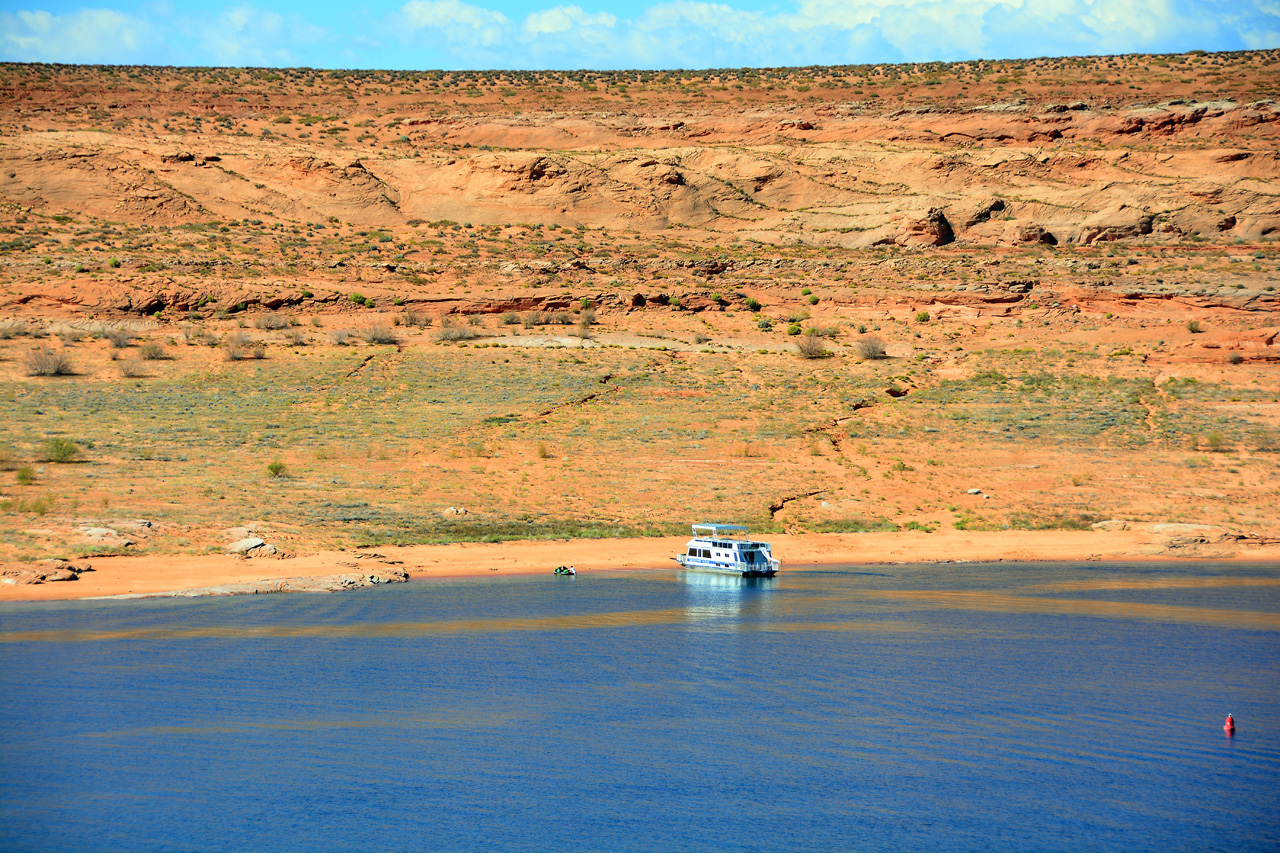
[
  {"xmin": 787, "ymin": 323, "xmax": 802, "ymax": 336},
  {"xmin": 266, "ymin": 460, "xmax": 288, "ymax": 478},
  {"xmin": 915, "ymin": 310, "xmax": 930, "ymax": 323},
  {"xmin": 745, "ymin": 297, "xmax": 762, "ymax": 312},
  {"xmin": 1187, "ymin": 319, "xmax": 1202, "ymax": 333},
  {"xmin": 40, "ymin": 438, "xmax": 81, "ymax": 463},
  {"xmin": 139, "ymin": 342, "xmax": 168, "ymax": 360},
  {"xmin": 808, "ymin": 294, "xmax": 819, "ymax": 305},
  {"xmin": 16, "ymin": 467, "xmax": 35, "ymax": 486},
  {"xmin": 108, "ymin": 258, "xmax": 122, "ymax": 269}
]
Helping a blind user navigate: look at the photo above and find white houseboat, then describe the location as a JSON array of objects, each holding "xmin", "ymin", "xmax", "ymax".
[{"xmin": 675, "ymin": 523, "xmax": 780, "ymax": 577}]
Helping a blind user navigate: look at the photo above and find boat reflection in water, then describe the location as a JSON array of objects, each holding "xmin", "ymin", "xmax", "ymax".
[{"xmin": 678, "ymin": 569, "xmax": 777, "ymax": 628}]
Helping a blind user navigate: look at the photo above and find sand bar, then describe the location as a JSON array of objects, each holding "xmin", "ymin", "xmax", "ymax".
[{"xmin": 3, "ymin": 528, "xmax": 1278, "ymax": 602}]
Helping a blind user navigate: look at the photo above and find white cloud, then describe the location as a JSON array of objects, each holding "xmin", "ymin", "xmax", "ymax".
[
  {"xmin": 1, "ymin": 8, "xmax": 153, "ymax": 63},
  {"xmin": 400, "ymin": 0, "xmax": 511, "ymax": 48},
  {"xmin": 522, "ymin": 6, "xmax": 617, "ymax": 38},
  {"xmin": 183, "ymin": 4, "xmax": 326, "ymax": 65}
]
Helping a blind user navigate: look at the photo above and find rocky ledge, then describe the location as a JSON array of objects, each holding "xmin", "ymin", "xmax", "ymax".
[
  {"xmin": 89, "ymin": 567, "xmax": 410, "ymax": 600},
  {"xmin": 2, "ymin": 560, "xmax": 93, "ymax": 585}
]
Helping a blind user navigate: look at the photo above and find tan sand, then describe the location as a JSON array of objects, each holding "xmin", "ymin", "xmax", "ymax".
[{"xmin": 3, "ymin": 529, "xmax": 1278, "ymax": 602}]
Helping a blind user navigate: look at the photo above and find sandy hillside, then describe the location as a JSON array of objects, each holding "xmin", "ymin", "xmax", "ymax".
[{"xmin": 0, "ymin": 53, "xmax": 1278, "ymax": 598}]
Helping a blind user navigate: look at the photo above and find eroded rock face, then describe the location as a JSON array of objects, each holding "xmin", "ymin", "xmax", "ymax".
[
  {"xmin": 75, "ymin": 526, "xmax": 135, "ymax": 549},
  {"xmin": 2, "ymin": 560, "xmax": 92, "ymax": 585},
  {"xmin": 1075, "ymin": 205, "xmax": 1154, "ymax": 244},
  {"xmin": 853, "ymin": 209, "xmax": 955, "ymax": 248},
  {"xmin": 5, "ymin": 98, "xmax": 1275, "ymax": 243},
  {"xmin": 227, "ymin": 537, "xmax": 279, "ymax": 557}
]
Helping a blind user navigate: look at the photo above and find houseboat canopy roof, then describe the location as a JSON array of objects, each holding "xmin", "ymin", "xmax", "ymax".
[{"xmin": 691, "ymin": 523, "xmax": 750, "ymax": 539}]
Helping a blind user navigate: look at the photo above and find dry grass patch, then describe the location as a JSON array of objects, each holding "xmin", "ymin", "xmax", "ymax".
[
  {"xmin": 24, "ymin": 347, "xmax": 74, "ymax": 376},
  {"xmin": 225, "ymin": 333, "xmax": 266, "ymax": 360}
]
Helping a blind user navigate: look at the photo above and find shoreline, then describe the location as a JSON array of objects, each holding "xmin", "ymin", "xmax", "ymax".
[{"xmin": 3, "ymin": 527, "xmax": 1279, "ymax": 602}]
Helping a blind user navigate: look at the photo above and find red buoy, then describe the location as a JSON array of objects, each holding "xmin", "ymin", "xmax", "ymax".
[{"xmin": 1224, "ymin": 714, "xmax": 1235, "ymax": 735}]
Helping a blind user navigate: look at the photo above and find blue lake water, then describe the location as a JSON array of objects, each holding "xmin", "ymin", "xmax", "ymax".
[{"xmin": 2, "ymin": 561, "xmax": 1278, "ymax": 852}]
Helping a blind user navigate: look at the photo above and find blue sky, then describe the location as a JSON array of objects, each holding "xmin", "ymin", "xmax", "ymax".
[{"xmin": 1, "ymin": 0, "xmax": 1276, "ymax": 70}]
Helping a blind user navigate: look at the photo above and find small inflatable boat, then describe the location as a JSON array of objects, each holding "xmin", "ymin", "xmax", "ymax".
[{"xmin": 553, "ymin": 565, "xmax": 577, "ymax": 576}]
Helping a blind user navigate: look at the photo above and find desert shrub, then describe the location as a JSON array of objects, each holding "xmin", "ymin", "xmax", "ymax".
[
  {"xmin": 744, "ymin": 297, "xmax": 762, "ymax": 312},
  {"xmin": 856, "ymin": 323, "xmax": 867, "ymax": 334},
  {"xmin": 0, "ymin": 322, "xmax": 29, "ymax": 340},
  {"xmin": 436, "ymin": 325, "xmax": 478, "ymax": 342},
  {"xmin": 24, "ymin": 347, "xmax": 74, "ymax": 376},
  {"xmin": 521, "ymin": 311, "xmax": 541, "ymax": 328},
  {"xmin": 108, "ymin": 258, "xmax": 121, "ymax": 268},
  {"xmin": 16, "ymin": 466, "xmax": 35, "ymax": 486},
  {"xmin": 331, "ymin": 329, "xmax": 354, "ymax": 346},
  {"xmin": 40, "ymin": 438, "xmax": 81, "ymax": 463},
  {"xmin": 786, "ymin": 323, "xmax": 802, "ymax": 336},
  {"xmin": 1228, "ymin": 353, "xmax": 1243, "ymax": 365},
  {"xmin": 795, "ymin": 333, "xmax": 828, "ymax": 359},
  {"xmin": 915, "ymin": 310, "xmax": 931, "ymax": 323},
  {"xmin": 255, "ymin": 313, "xmax": 289, "ymax": 330},
  {"xmin": 692, "ymin": 333, "xmax": 710, "ymax": 344},
  {"xmin": 757, "ymin": 318, "xmax": 773, "ymax": 330},
  {"xmin": 362, "ymin": 326, "xmax": 399, "ymax": 345},
  {"xmin": 266, "ymin": 460, "xmax": 288, "ymax": 478},
  {"xmin": 0, "ymin": 494, "xmax": 56, "ymax": 515},
  {"xmin": 117, "ymin": 359, "xmax": 145, "ymax": 377},
  {"xmin": 225, "ymin": 333, "xmax": 265, "ymax": 360},
  {"xmin": 467, "ymin": 315, "xmax": 485, "ymax": 327},
  {"xmin": 138, "ymin": 342, "xmax": 168, "ymax": 360},
  {"xmin": 105, "ymin": 327, "xmax": 134, "ymax": 348},
  {"xmin": 1009, "ymin": 512, "xmax": 1100, "ymax": 531},
  {"xmin": 548, "ymin": 310, "xmax": 574, "ymax": 326},
  {"xmin": 810, "ymin": 516, "xmax": 898, "ymax": 533},
  {"xmin": 284, "ymin": 329, "xmax": 307, "ymax": 346},
  {"xmin": 1250, "ymin": 429, "xmax": 1279, "ymax": 452},
  {"xmin": 853, "ymin": 335, "xmax": 888, "ymax": 360},
  {"xmin": 808, "ymin": 294, "xmax": 820, "ymax": 305},
  {"xmin": 500, "ymin": 312, "xmax": 520, "ymax": 325},
  {"xmin": 1187, "ymin": 319, "xmax": 1202, "ymax": 333},
  {"xmin": 183, "ymin": 327, "xmax": 216, "ymax": 346},
  {"xmin": 787, "ymin": 307, "xmax": 810, "ymax": 323}
]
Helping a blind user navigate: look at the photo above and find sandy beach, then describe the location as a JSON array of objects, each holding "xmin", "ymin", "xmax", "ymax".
[{"xmin": 3, "ymin": 527, "xmax": 1278, "ymax": 602}]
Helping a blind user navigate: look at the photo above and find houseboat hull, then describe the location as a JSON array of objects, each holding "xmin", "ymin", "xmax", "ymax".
[{"xmin": 675, "ymin": 555, "xmax": 779, "ymax": 578}]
